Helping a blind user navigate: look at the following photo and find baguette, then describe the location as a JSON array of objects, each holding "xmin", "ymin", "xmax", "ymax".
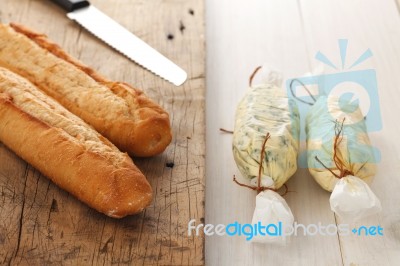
[
  {"xmin": 0, "ymin": 67, "xmax": 152, "ymax": 218},
  {"xmin": 0, "ymin": 23, "xmax": 172, "ymax": 157}
]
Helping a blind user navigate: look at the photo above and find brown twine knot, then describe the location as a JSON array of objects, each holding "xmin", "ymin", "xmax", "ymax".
[
  {"xmin": 315, "ymin": 118, "xmax": 354, "ymax": 179},
  {"xmin": 232, "ymin": 132, "xmax": 290, "ymax": 196}
]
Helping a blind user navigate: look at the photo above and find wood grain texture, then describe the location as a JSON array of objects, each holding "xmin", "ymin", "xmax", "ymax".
[
  {"xmin": 0, "ymin": 0, "xmax": 205, "ymax": 265},
  {"xmin": 206, "ymin": 0, "xmax": 400, "ymax": 265},
  {"xmin": 206, "ymin": 0, "xmax": 342, "ymax": 265},
  {"xmin": 299, "ymin": 0, "xmax": 400, "ymax": 265}
]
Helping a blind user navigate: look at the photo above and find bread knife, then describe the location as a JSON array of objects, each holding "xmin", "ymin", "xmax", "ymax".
[{"xmin": 50, "ymin": 0, "xmax": 187, "ymax": 86}]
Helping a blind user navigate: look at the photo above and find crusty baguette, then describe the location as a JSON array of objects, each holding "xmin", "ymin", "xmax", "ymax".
[
  {"xmin": 0, "ymin": 67, "xmax": 152, "ymax": 218},
  {"xmin": 0, "ymin": 23, "xmax": 172, "ymax": 157}
]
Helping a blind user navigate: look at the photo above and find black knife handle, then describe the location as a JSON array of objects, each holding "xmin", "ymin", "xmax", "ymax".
[{"xmin": 50, "ymin": 0, "xmax": 90, "ymax": 12}]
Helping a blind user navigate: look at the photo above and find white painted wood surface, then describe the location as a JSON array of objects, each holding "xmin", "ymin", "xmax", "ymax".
[{"xmin": 205, "ymin": 0, "xmax": 400, "ymax": 265}]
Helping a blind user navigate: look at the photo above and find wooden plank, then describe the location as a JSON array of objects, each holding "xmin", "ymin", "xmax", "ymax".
[
  {"xmin": 0, "ymin": 0, "xmax": 205, "ymax": 265},
  {"xmin": 205, "ymin": 0, "xmax": 343, "ymax": 265},
  {"xmin": 298, "ymin": 0, "xmax": 400, "ymax": 265}
]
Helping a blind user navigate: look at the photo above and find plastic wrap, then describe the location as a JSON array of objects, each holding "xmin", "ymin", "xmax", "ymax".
[
  {"xmin": 233, "ymin": 71, "xmax": 300, "ymax": 189},
  {"xmin": 330, "ymin": 175, "xmax": 382, "ymax": 221},
  {"xmin": 232, "ymin": 66, "xmax": 299, "ymax": 243},
  {"xmin": 306, "ymin": 95, "xmax": 381, "ymax": 221},
  {"xmin": 251, "ymin": 190, "xmax": 294, "ymax": 244}
]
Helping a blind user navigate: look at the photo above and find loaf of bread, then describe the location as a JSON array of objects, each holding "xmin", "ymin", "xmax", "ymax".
[
  {"xmin": 0, "ymin": 66, "xmax": 152, "ymax": 218},
  {"xmin": 0, "ymin": 23, "xmax": 172, "ymax": 157}
]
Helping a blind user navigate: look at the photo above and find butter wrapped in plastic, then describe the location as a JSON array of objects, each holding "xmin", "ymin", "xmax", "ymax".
[
  {"xmin": 233, "ymin": 73, "xmax": 300, "ymax": 189},
  {"xmin": 232, "ymin": 66, "xmax": 299, "ymax": 244},
  {"xmin": 306, "ymin": 95, "xmax": 381, "ymax": 221}
]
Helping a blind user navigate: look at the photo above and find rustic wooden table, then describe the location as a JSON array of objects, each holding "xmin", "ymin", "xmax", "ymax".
[
  {"xmin": 206, "ymin": 0, "xmax": 400, "ymax": 265},
  {"xmin": 0, "ymin": 0, "xmax": 205, "ymax": 265}
]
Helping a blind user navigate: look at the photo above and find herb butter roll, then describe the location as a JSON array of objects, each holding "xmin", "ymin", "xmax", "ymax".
[
  {"xmin": 232, "ymin": 77, "xmax": 300, "ymax": 189},
  {"xmin": 231, "ymin": 66, "xmax": 299, "ymax": 244},
  {"xmin": 306, "ymin": 95, "xmax": 381, "ymax": 221}
]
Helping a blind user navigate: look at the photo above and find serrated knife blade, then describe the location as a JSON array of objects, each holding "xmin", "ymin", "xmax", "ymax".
[{"xmin": 50, "ymin": 0, "xmax": 187, "ymax": 86}]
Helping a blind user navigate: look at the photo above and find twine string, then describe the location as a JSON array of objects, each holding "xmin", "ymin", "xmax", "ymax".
[
  {"xmin": 249, "ymin": 66, "xmax": 262, "ymax": 87},
  {"xmin": 232, "ymin": 132, "xmax": 290, "ymax": 197},
  {"xmin": 315, "ymin": 118, "xmax": 354, "ymax": 179},
  {"xmin": 219, "ymin": 128, "xmax": 233, "ymax": 134},
  {"xmin": 289, "ymin": 79, "xmax": 317, "ymax": 106}
]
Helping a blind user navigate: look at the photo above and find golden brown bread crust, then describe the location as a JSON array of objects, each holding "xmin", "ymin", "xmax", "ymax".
[
  {"xmin": 0, "ymin": 67, "xmax": 152, "ymax": 218},
  {"xmin": 0, "ymin": 23, "xmax": 172, "ymax": 157}
]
